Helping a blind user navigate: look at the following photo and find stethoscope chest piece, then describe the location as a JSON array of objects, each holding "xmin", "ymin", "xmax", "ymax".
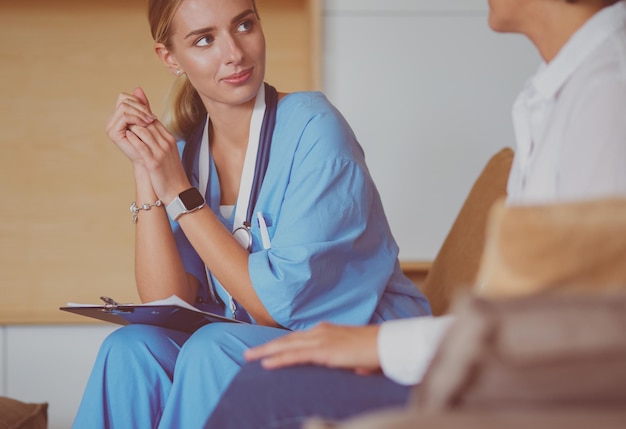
[{"xmin": 232, "ymin": 223, "xmax": 253, "ymax": 252}]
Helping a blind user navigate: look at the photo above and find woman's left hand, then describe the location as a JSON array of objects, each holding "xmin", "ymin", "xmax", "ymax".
[
  {"xmin": 126, "ymin": 117, "xmax": 191, "ymax": 204},
  {"xmin": 244, "ymin": 322, "xmax": 382, "ymax": 375}
]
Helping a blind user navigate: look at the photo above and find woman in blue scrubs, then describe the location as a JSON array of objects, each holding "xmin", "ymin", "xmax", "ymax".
[{"xmin": 72, "ymin": 0, "xmax": 430, "ymax": 428}]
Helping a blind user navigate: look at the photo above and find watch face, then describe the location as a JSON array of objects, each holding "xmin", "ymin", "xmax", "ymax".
[{"xmin": 179, "ymin": 187, "xmax": 205, "ymax": 210}]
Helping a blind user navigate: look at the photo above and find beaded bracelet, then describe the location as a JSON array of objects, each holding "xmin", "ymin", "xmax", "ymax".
[{"xmin": 130, "ymin": 200, "xmax": 163, "ymax": 224}]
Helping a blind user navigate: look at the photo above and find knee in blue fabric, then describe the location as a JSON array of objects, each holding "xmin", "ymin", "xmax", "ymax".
[
  {"xmin": 174, "ymin": 323, "xmax": 288, "ymax": 381},
  {"xmin": 73, "ymin": 325, "xmax": 192, "ymax": 429},
  {"xmin": 100, "ymin": 325, "xmax": 190, "ymax": 377},
  {"xmin": 156, "ymin": 324, "xmax": 280, "ymax": 428},
  {"xmin": 177, "ymin": 323, "xmax": 254, "ymax": 365}
]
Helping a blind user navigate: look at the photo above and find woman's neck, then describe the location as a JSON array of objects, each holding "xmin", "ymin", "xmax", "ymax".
[
  {"xmin": 206, "ymin": 97, "xmax": 256, "ymax": 150},
  {"xmin": 525, "ymin": 2, "xmax": 607, "ymax": 63}
]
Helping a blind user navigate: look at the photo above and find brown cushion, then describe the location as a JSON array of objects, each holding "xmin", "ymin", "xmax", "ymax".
[
  {"xmin": 476, "ymin": 197, "xmax": 626, "ymax": 298},
  {"xmin": 413, "ymin": 293, "xmax": 626, "ymax": 413},
  {"xmin": 0, "ymin": 397, "xmax": 48, "ymax": 429},
  {"xmin": 420, "ymin": 147, "xmax": 514, "ymax": 315}
]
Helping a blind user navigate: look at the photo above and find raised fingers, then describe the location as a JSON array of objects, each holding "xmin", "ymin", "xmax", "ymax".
[
  {"xmin": 132, "ymin": 87, "xmax": 152, "ymax": 112},
  {"xmin": 127, "ymin": 121, "xmax": 177, "ymax": 159},
  {"xmin": 106, "ymin": 92, "xmax": 156, "ymax": 140},
  {"xmin": 124, "ymin": 128, "xmax": 155, "ymax": 160}
]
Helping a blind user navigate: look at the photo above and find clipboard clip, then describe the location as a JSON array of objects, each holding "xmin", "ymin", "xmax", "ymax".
[
  {"xmin": 100, "ymin": 296, "xmax": 134, "ymax": 313},
  {"xmin": 100, "ymin": 296, "xmax": 120, "ymax": 308}
]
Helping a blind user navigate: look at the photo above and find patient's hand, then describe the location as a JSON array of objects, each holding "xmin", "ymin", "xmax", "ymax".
[{"xmin": 244, "ymin": 322, "xmax": 381, "ymax": 375}]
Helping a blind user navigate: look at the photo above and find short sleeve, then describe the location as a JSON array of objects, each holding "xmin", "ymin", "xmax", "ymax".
[{"xmin": 249, "ymin": 106, "xmax": 404, "ymax": 330}]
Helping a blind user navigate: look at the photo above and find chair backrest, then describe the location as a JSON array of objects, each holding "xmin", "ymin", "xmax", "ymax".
[
  {"xmin": 420, "ymin": 147, "xmax": 514, "ymax": 316},
  {"xmin": 476, "ymin": 197, "xmax": 626, "ymax": 297},
  {"xmin": 415, "ymin": 199, "xmax": 626, "ymax": 411}
]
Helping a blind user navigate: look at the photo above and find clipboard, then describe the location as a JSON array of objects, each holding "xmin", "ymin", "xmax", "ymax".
[{"xmin": 60, "ymin": 295, "xmax": 246, "ymax": 333}]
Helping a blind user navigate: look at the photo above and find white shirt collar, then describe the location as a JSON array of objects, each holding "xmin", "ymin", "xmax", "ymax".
[{"xmin": 532, "ymin": 1, "xmax": 626, "ymax": 100}]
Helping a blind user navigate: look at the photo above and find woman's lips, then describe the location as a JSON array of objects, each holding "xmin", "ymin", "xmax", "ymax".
[{"xmin": 222, "ymin": 68, "xmax": 253, "ymax": 84}]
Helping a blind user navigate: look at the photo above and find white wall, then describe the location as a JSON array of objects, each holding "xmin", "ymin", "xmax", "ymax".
[
  {"xmin": 3, "ymin": 2, "xmax": 543, "ymax": 428},
  {"xmin": 3, "ymin": 325, "xmax": 117, "ymax": 429},
  {"xmin": 323, "ymin": 0, "xmax": 540, "ymax": 259},
  {"xmin": 1, "ymin": 327, "xmax": 5, "ymax": 395}
]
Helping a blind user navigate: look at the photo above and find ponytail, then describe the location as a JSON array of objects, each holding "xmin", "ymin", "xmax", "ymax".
[
  {"xmin": 163, "ymin": 75, "xmax": 206, "ymax": 141},
  {"xmin": 149, "ymin": 0, "xmax": 206, "ymax": 142}
]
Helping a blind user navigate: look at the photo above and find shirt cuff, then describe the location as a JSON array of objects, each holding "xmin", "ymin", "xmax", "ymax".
[{"xmin": 378, "ymin": 315, "xmax": 455, "ymax": 385}]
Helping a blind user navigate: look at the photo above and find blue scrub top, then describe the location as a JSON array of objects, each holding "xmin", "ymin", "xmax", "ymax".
[{"xmin": 171, "ymin": 91, "xmax": 431, "ymax": 330}]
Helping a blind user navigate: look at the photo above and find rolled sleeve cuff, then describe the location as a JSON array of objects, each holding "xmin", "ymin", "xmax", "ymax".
[{"xmin": 378, "ymin": 315, "xmax": 455, "ymax": 385}]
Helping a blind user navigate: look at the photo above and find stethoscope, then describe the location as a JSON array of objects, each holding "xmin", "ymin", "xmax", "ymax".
[
  {"xmin": 184, "ymin": 83, "xmax": 278, "ymax": 319},
  {"xmin": 231, "ymin": 224, "xmax": 254, "ymax": 252},
  {"xmin": 198, "ymin": 83, "xmax": 277, "ymax": 251}
]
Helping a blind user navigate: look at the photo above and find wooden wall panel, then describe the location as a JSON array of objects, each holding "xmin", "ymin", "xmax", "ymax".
[
  {"xmin": 260, "ymin": 0, "xmax": 322, "ymax": 92},
  {"xmin": 0, "ymin": 0, "xmax": 320, "ymax": 324}
]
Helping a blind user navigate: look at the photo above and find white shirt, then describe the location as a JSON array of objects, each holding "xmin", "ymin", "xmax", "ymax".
[
  {"xmin": 507, "ymin": 1, "xmax": 626, "ymax": 204},
  {"xmin": 379, "ymin": 1, "xmax": 626, "ymax": 386}
]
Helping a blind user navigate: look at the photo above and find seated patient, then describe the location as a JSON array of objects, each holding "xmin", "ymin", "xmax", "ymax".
[
  {"xmin": 206, "ymin": 0, "xmax": 626, "ymax": 428},
  {"xmin": 72, "ymin": 0, "xmax": 431, "ymax": 428}
]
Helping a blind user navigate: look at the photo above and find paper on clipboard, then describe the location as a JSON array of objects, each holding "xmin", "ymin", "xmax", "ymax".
[{"xmin": 60, "ymin": 294, "xmax": 245, "ymax": 333}]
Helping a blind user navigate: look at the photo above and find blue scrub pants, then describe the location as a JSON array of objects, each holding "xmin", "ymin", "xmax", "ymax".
[
  {"xmin": 205, "ymin": 361, "xmax": 411, "ymax": 429},
  {"xmin": 72, "ymin": 323, "xmax": 287, "ymax": 429}
]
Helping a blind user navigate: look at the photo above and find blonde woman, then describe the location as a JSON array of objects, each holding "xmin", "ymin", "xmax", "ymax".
[{"xmin": 72, "ymin": 0, "xmax": 430, "ymax": 427}]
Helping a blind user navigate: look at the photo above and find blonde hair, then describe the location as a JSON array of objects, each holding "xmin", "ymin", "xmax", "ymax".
[{"xmin": 147, "ymin": 0, "xmax": 260, "ymax": 141}]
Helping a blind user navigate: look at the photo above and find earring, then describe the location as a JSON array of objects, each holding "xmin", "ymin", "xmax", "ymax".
[{"xmin": 175, "ymin": 69, "xmax": 182, "ymax": 76}]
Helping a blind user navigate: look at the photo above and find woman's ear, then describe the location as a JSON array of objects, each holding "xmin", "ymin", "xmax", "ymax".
[{"xmin": 155, "ymin": 43, "xmax": 183, "ymax": 77}]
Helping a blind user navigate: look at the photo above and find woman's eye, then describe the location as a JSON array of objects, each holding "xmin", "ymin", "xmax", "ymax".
[
  {"xmin": 237, "ymin": 20, "xmax": 253, "ymax": 32},
  {"xmin": 195, "ymin": 35, "xmax": 214, "ymax": 47}
]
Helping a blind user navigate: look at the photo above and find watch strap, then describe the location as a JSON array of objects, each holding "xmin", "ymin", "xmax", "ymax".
[{"xmin": 166, "ymin": 187, "xmax": 205, "ymax": 221}]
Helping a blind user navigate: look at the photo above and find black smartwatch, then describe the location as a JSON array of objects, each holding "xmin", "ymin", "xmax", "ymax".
[{"xmin": 166, "ymin": 187, "xmax": 206, "ymax": 221}]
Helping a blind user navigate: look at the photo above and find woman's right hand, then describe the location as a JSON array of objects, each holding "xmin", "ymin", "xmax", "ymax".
[{"xmin": 105, "ymin": 87, "xmax": 157, "ymax": 167}]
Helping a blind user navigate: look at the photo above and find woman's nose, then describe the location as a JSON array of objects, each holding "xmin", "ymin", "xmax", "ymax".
[{"xmin": 222, "ymin": 35, "xmax": 245, "ymax": 65}]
